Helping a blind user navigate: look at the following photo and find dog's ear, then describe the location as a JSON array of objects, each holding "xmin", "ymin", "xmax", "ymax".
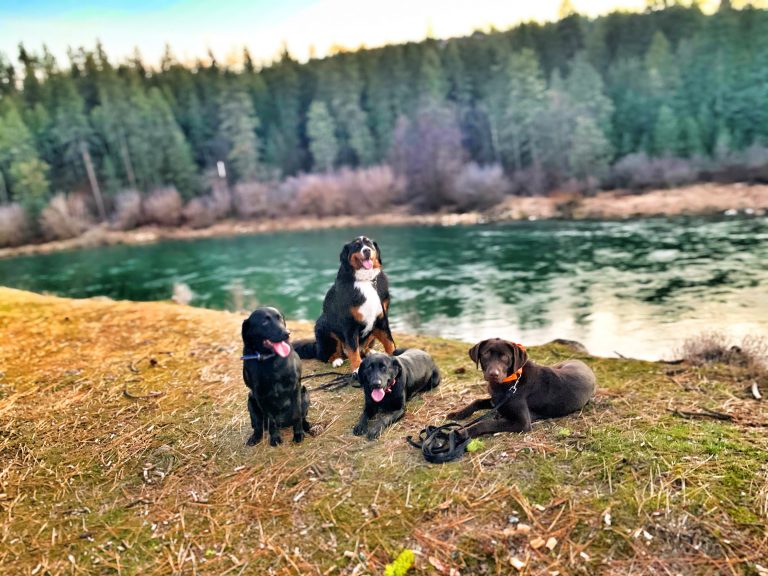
[
  {"xmin": 392, "ymin": 357, "xmax": 403, "ymax": 381},
  {"xmin": 241, "ymin": 318, "xmax": 251, "ymax": 343},
  {"xmin": 504, "ymin": 340, "xmax": 528, "ymax": 372},
  {"xmin": 339, "ymin": 243, "xmax": 352, "ymax": 269},
  {"xmin": 373, "ymin": 240, "xmax": 382, "ymax": 266},
  {"xmin": 468, "ymin": 340, "xmax": 488, "ymax": 368}
]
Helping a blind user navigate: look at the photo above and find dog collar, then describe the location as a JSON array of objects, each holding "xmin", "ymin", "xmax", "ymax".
[
  {"xmin": 501, "ymin": 368, "xmax": 523, "ymax": 383},
  {"xmin": 241, "ymin": 352, "xmax": 275, "ymax": 361},
  {"xmin": 500, "ymin": 342, "xmax": 527, "ymax": 384}
]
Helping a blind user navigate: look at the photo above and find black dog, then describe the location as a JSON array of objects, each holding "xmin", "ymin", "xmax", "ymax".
[
  {"xmin": 295, "ymin": 236, "xmax": 396, "ymax": 371},
  {"xmin": 448, "ymin": 338, "xmax": 595, "ymax": 437},
  {"xmin": 241, "ymin": 307, "xmax": 312, "ymax": 446},
  {"xmin": 353, "ymin": 349, "xmax": 440, "ymax": 440}
]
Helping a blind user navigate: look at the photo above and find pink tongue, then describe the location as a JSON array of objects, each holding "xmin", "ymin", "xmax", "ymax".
[
  {"xmin": 371, "ymin": 388, "xmax": 385, "ymax": 402},
  {"xmin": 362, "ymin": 259, "xmax": 373, "ymax": 270},
  {"xmin": 271, "ymin": 341, "xmax": 291, "ymax": 358}
]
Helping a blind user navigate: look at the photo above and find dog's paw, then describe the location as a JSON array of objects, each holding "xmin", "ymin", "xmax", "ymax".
[
  {"xmin": 269, "ymin": 435, "xmax": 283, "ymax": 447},
  {"xmin": 246, "ymin": 432, "xmax": 262, "ymax": 446},
  {"xmin": 446, "ymin": 410, "xmax": 465, "ymax": 420},
  {"xmin": 292, "ymin": 431, "xmax": 304, "ymax": 443},
  {"xmin": 332, "ymin": 358, "xmax": 344, "ymax": 368},
  {"xmin": 352, "ymin": 423, "xmax": 366, "ymax": 436},
  {"xmin": 366, "ymin": 427, "xmax": 382, "ymax": 441}
]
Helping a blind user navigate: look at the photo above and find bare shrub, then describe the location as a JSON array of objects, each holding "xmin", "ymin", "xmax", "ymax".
[
  {"xmin": 280, "ymin": 166, "xmax": 406, "ymax": 218},
  {"xmin": 510, "ymin": 164, "xmax": 549, "ymax": 196},
  {"xmin": 0, "ymin": 203, "xmax": 29, "ymax": 247},
  {"xmin": 182, "ymin": 197, "xmax": 217, "ymax": 229},
  {"xmin": 39, "ymin": 193, "xmax": 94, "ymax": 240},
  {"xmin": 340, "ymin": 165, "xmax": 405, "ymax": 213},
  {"xmin": 142, "ymin": 187, "xmax": 183, "ymax": 227},
  {"xmin": 112, "ymin": 190, "xmax": 143, "ymax": 230},
  {"xmin": 293, "ymin": 173, "xmax": 346, "ymax": 217},
  {"xmin": 678, "ymin": 332, "xmax": 768, "ymax": 374},
  {"xmin": 390, "ymin": 105, "xmax": 465, "ymax": 212},
  {"xmin": 449, "ymin": 163, "xmax": 510, "ymax": 211},
  {"xmin": 232, "ymin": 181, "xmax": 270, "ymax": 218},
  {"xmin": 611, "ymin": 153, "xmax": 701, "ymax": 190}
]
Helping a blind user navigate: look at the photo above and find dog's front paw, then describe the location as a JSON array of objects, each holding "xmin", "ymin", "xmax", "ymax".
[
  {"xmin": 269, "ymin": 435, "xmax": 283, "ymax": 447},
  {"xmin": 366, "ymin": 427, "xmax": 382, "ymax": 441},
  {"xmin": 352, "ymin": 423, "xmax": 366, "ymax": 436},
  {"xmin": 332, "ymin": 358, "xmax": 344, "ymax": 368},
  {"xmin": 246, "ymin": 432, "xmax": 263, "ymax": 446},
  {"xmin": 447, "ymin": 410, "xmax": 467, "ymax": 420},
  {"xmin": 292, "ymin": 431, "xmax": 304, "ymax": 443}
]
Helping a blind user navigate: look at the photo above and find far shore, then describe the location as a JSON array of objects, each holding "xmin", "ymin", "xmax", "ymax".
[{"xmin": 2, "ymin": 182, "xmax": 767, "ymax": 259}]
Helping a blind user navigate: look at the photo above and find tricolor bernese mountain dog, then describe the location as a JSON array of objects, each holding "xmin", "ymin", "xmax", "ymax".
[{"xmin": 295, "ymin": 236, "xmax": 396, "ymax": 371}]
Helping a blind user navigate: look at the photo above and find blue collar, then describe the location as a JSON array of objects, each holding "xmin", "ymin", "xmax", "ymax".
[{"xmin": 241, "ymin": 352, "xmax": 275, "ymax": 361}]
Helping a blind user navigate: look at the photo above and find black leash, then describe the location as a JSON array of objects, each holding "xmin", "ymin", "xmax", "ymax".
[
  {"xmin": 302, "ymin": 371, "xmax": 361, "ymax": 391},
  {"xmin": 407, "ymin": 381, "xmax": 519, "ymax": 464}
]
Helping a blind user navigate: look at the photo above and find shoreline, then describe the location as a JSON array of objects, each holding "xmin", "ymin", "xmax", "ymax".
[{"xmin": 2, "ymin": 182, "xmax": 767, "ymax": 259}]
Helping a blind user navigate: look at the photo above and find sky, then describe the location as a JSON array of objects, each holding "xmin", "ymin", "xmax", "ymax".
[{"xmin": 0, "ymin": 0, "xmax": 715, "ymax": 68}]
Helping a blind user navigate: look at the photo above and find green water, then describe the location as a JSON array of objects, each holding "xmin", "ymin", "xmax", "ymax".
[{"xmin": 1, "ymin": 217, "xmax": 767, "ymax": 359}]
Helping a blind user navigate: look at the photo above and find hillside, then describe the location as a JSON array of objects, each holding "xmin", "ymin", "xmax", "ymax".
[{"xmin": 0, "ymin": 288, "xmax": 767, "ymax": 574}]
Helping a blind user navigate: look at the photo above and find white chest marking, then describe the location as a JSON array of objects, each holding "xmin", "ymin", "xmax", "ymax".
[{"xmin": 354, "ymin": 279, "xmax": 383, "ymax": 336}]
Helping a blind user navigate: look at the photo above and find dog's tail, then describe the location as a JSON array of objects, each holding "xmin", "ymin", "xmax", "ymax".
[{"xmin": 293, "ymin": 338, "xmax": 317, "ymax": 360}]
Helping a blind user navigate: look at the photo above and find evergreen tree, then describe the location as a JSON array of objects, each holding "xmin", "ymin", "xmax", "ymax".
[
  {"xmin": 653, "ymin": 105, "xmax": 682, "ymax": 156},
  {"xmin": 307, "ymin": 100, "xmax": 338, "ymax": 172},
  {"xmin": 218, "ymin": 89, "xmax": 262, "ymax": 182}
]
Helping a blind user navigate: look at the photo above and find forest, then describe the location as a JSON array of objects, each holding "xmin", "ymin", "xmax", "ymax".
[{"xmin": 1, "ymin": 1, "xmax": 768, "ymax": 246}]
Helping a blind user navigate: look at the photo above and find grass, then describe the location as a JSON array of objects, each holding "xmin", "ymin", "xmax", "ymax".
[{"xmin": 1, "ymin": 287, "xmax": 767, "ymax": 575}]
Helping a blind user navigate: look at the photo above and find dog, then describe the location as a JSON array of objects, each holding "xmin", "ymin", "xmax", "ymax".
[
  {"xmin": 241, "ymin": 307, "xmax": 312, "ymax": 446},
  {"xmin": 295, "ymin": 236, "xmax": 396, "ymax": 371},
  {"xmin": 447, "ymin": 338, "xmax": 595, "ymax": 437},
  {"xmin": 353, "ymin": 349, "xmax": 440, "ymax": 440}
]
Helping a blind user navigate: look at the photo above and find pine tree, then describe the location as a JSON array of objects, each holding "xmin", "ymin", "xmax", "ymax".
[
  {"xmin": 0, "ymin": 103, "xmax": 50, "ymax": 213},
  {"xmin": 502, "ymin": 49, "xmax": 547, "ymax": 172},
  {"xmin": 653, "ymin": 105, "xmax": 682, "ymax": 156},
  {"xmin": 218, "ymin": 89, "xmax": 262, "ymax": 182},
  {"xmin": 569, "ymin": 115, "xmax": 612, "ymax": 183},
  {"xmin": 307, "ymin": 100, "xmax": 338, "ymax": 172}
]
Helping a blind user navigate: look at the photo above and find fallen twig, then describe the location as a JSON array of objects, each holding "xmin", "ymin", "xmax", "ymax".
[{"xmin": 123, "ymin": 384, "xmax": 165, "ymax": 401}]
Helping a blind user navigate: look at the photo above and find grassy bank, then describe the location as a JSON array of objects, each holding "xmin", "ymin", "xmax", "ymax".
[
  {"xmin": 1, "ymin": 287, "xmax": 767, "ymax": 575},
  {"xmin": 2, "ymin": 183, "xmax": 767, "ymax": 260}
]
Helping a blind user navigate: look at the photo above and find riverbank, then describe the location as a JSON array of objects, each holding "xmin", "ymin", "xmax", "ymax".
[
  {"xmin": 1, "ymin": 287, "xmax": 766, "ymax": 574},
  {"xmin": 1, "ymin": 183, "xmax": 767, "ymax": 259}
]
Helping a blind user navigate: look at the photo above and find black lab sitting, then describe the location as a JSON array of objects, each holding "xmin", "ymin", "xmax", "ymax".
[
  {"xmin": 241, "ymin": 307, "xmax": 312, "ymax": 446},
  {"xmin": 353, "ymin": 349, "xmax": 441, "ymax": 440}
]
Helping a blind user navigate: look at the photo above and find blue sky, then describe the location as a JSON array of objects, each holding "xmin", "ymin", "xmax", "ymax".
[{"xmin": 0, "ymin": 0, "xmax": 659, "ymax": 67}]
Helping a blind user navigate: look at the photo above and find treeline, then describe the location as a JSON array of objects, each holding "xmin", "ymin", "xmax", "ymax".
[{"xmin": 2, "ymin": 2, "xmax": 768, "ymax": 246}]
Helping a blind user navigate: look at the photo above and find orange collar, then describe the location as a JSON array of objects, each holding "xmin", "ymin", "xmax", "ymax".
[
  {"xmin": 501, "ymin": 367, "xmax": 523, "ymax": 383},
  {"xmin": 500, "ymin": 342, "xmax": 527, "ymax": 383}
]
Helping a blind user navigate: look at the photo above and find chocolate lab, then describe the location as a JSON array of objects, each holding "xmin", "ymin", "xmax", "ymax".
[
  {"xmin": 242, "ymin": 307, "xmax": 312, "ymax": 446},
  {"xmin": 353, "ymin": 349, "xmax": 441, "ymax": 440},
  {"xmin": 447, "ymin": 338, "xmax": 595, "ymax": 436}
]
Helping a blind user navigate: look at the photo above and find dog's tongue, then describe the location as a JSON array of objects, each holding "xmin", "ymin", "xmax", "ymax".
[
  {"xmin": 371, "ymin": 388, "xmax": 385, "ymax": 402},
  {"xmin": 362, "ymin": 259, "xmax": 373, "ymax": 270},
  {"xmin": 269, "ymin": 340, "xmax": 291, "ymax": 358}
]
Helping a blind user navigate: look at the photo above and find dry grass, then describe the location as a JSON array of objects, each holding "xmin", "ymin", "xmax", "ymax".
[
  {"xmin": 1, "ymin": 288, "xmax": 768, "ymax": 575},
  {"xmin": 678, "ymin": 331, "xmax": 767, "ymax": 378}
]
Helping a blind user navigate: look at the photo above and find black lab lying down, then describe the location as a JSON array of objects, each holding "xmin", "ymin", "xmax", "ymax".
[
  {"xmin": 241, "ymin": 307, "xmax": 312, "ymax": 447},
  {"xmin": 353, "ymin": 349, "xmax": 440, "ymax": 440},
  {"xmin": 448, "ymin": 338, "xmax": 596, "ymax": 437}
]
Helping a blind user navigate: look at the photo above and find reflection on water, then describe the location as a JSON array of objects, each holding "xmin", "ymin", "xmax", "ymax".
[{"xmin": 1, "ymin": 216, "xmax": 766, "ymax": 360}]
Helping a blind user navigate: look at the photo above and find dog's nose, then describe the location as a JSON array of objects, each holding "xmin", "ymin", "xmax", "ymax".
[
  {"xmin": 372, "ymin": 379, "xmax": 382, "ymax": 387},
  {"xmin": 362, "ymin": 248, "xmax": 371, "ymax": 258},
  {"xmin": 487, "ymin": 368, "xmax": 500, "ymax": 379}
]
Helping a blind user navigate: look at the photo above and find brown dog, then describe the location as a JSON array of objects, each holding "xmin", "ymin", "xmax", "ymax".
[{"xmin": 447, "ymin": 338, "xmax": 596, "ymax": 436}]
